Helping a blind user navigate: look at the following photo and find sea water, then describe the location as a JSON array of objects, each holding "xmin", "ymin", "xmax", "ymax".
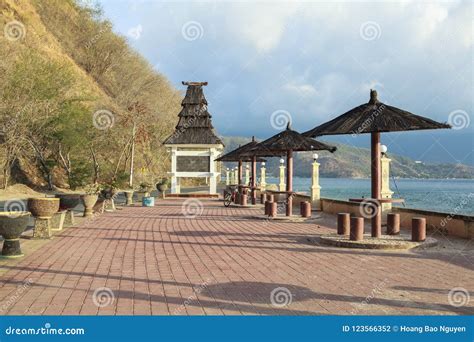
[{"xmin": 265, "ymin": 177, "xmax": 474, "ymax": 216}]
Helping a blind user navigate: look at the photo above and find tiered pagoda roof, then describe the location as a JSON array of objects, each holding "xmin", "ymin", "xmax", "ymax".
[{"xmin": 163, "ymin": 82, "xmax": 224, "ymax": 146}]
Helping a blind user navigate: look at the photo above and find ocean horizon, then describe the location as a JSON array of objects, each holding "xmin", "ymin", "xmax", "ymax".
[{"xmin": 264, "ymin": 177, "xmax": 474, "ymax": 216}]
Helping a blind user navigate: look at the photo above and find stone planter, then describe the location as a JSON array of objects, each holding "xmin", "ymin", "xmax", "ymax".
[
  {"xmin": 0, "ymin": 212, "xmax": 30, "ymax": 258},
  {"xmin": 124, "ymin": 190, "xmax": 134, "ymax": 205},
  {"xmin": 81, "ymin": 194, "xmax": 98, "ymax": 217},
  {"xmin": 157, "ymin": 184, "xmax": 168, "ymax": 199},
  {"xmin": 101, "ymin": 188, "xmax": 118, "ymax": 200},
  {"xmin": 27, "ymin": 198, "xmax": 60, "ymax": 219},
  {"xmin": 55, "ymin": 194, "xmax": 81, "ymax": 211}
]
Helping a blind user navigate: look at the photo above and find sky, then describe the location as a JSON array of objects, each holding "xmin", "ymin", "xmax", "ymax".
[{"xmin": 97, "ymin": 0, "xmax": 473, "ymax": 166}]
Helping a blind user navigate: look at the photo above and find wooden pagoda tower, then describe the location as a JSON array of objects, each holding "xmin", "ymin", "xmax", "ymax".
[{"xmin": 163, "ymin": 82, "xmax": 224, "ymax": 195}]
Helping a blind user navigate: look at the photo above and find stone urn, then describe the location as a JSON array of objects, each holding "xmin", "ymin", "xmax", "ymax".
[
  {"xmin": 156, "ymin": 183, "xmax": 168, "ymax": 199},
  {"xmin": 27, "ymin": 198, "xmax": 60, "ymax": 219},
  {"xmin": 100, "ymin": 188, "xmax": 117, "ymax": 200},
  {"xmin": 81, "ymin": 194, "xmax": 98, "ymax": 217},
  {"xmin": 0, "ymin": 212, "xmax": 30, "ymax": 258},
  {"xmin": 124, "ymin": 190, "xmax": 134, "ymax": 205},
  {"xmin": 55, "ymin": 194, "xmax": 82, "ymax": 211}
]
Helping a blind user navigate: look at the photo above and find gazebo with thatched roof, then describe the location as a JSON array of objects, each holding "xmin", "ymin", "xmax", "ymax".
[
  {"xmin": 215, "ymin": 137, "xmax": 266, "ymax": 204},
  {"xmin": 163, "ymin": 82, "xmax": 224, "ymax": 195},
  {"xmin": 304, "ymin": 89, "xmax": 450, "ymax": 237},
  {"xmin": 242, "ymin": 123, "xmax": 336, "ymax": 215}
]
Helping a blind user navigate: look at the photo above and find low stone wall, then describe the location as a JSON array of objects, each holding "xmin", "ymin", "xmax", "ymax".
[
  {"xmin": 320, "ymin": 198, "xmax": 361, "ymax": 216},
  {"xmin": 320, "ymin": 198, "xmax": 474, "ymax": 240},
  {"xmin": 392, "ymin": 207, "xmax": 474, "ymax": 239}
]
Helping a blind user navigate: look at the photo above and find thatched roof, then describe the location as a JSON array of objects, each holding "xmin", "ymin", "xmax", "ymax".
[
  {"xmin": 241, "ymin": 124, "xmax": 336, "ymax": 157},
  {"xmin": 181, "ymin": 81, "xmax": 208, "ymax": 105},
  {"xmin": 215, "ymin": 137, "xmax": 266, "ymax": 162},
  {"xmin": 163, "ymin": 82, "xmax": 223, "ymax": 146},
  {"xmin": 303, "ymin": 90, "xmax": 451, "ymax": 137}
]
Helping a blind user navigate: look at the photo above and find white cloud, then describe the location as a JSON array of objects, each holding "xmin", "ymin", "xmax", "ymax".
[
  {"xmin": 127, "ymin": 24, "xmax": 143, "ymax": 40},
  {"xmin": 283, "ymin": 82, "xmax": 318, "ymax": 97},
  {"xmin": 224, "ymin": 2, "xmax": 300, "ymax": 53},
  {"xmin": 99, "ymin": 0, "xmax": 472, "ymax": 139}
]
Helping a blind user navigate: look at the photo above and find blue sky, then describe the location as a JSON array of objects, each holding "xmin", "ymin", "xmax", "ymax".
[{"xmin": 97, "ymin": 0, "xmax": 473, "ymax": 166}]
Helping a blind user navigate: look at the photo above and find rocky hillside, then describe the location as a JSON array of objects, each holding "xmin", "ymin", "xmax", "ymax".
[
  {"xmin": 0, "ymin": 0, "xmax": 181, "ymax": 190},
  {"xmin": 221, "ymin": 136, "xmax": 474, "ymax": 179}
]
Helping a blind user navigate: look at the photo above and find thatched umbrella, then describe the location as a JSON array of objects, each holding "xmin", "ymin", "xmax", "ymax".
[
  {"xmin": 215, "ymin": 137, "xmax": 265, "ymax": 204},
  {"xmin": 303, "ymin": 90, "xmax": 451, "ymax": 237},
  {"xmin": 242, "ymin": 124, "xmax": 336, "ymax": 216}
]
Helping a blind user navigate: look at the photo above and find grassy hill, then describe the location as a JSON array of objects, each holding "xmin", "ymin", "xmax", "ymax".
[
  {"xmin": 221, "ymin": 136, "xmax": 474, "ymax": 179},
  {"xmin": 0, "ymin": 0, "xmax": 181, "ymax": 189}
]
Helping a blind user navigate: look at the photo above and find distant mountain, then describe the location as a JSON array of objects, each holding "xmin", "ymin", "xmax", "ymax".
[{"xmin": 221, "ymin": 136, "xmax": 474, "ymax": 179}]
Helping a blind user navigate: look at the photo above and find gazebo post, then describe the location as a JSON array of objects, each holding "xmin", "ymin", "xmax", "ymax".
[
  {"xmin": 286, "ymin": 149, "xmax": 293, "ymax": 216},
  {"xmin": 251, "ymin": 155, "xmax": 257, "ymax": 205},
  {"xmin": 238, "ymin": 160, "xmax": 243, "ymax": 185},
  {"xmin": 371, "ymin": 132, "xmax": 382, "ymax": 237}
]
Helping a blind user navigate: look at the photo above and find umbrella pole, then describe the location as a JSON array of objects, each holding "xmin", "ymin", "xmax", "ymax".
[
  {"xmin": 286, "ymin": 149, "xmax": 293, "ymax": 216},
  {"xmin": 238, "ymin": 160, "xmax": 242, "ymax": 185},
  {"xmin": 251, "ymin": 155, "xmax": 257, "ymax": 205},
  {"xmin": 371, "ymin": 132, "xmax": 382, "ymax": 237}
]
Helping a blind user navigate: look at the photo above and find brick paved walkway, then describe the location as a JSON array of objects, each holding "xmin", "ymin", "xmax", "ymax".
[{"xmin": 0, "ymin": 199, "xmax": 473, "ymax": 315}]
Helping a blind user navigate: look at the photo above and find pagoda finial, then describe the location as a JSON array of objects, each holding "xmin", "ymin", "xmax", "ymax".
[
  {"xmin": 182, "ymin": 81, "xmax": 208, "ymax": 86},
  {"xmin": 369, "ymin": 89, "xmax": 378, "ymax": 104}
]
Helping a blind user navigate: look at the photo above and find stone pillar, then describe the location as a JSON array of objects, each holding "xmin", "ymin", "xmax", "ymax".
[
  {"xmin": 64, "ymin": 210, "xmax": 75, "ymax": 226},
  {"xmin": 311, "ymin": 160, "xmax": 322, "ymax": 210},
  {"xmin": 175, "ymin": 178, "xmax": 181, "ymax": 194},
  {"xmin": 170, "ymin": 147, "xmax": 179, "ymax": 194},
  {"xmin": 225, "ymin": 169, "xmax": 230, "ymax": 185},
  {"xmin": 279, "ymin": 164, "xmax": 286, "ymax": 191},
  {"xmin": 125, "ymin": 191, "xmax": 134, "ymax": 205},
  {"xmin": 51, "ymin": 211, "xmax": 66, "ymax": 231},
  {"xmin": 381, "ymin": 155, "xmax": 394, "ymax": 221},
  {"xmin": 260, "ymin": 163, "xmax": 266, "ymax": 191},
  {"xmin": 209, "ymin": 148, "xmax": 218, "ymax": 194},
  {"xmin": 234, "ymin": 168, "xmax": 238, "ymax": 185},
  {"xmin": 33, "ymin": 218, "xmax": 52, "ymax": 239},
  {"xmin": 245, "ymin": 165, "xmax": 250, "ymax": 185}
]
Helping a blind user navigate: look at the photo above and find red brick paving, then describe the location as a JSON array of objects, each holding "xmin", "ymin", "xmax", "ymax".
[{"xmin": 0, "ymin": 199, "xmax": 473, "ymax": 315}]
